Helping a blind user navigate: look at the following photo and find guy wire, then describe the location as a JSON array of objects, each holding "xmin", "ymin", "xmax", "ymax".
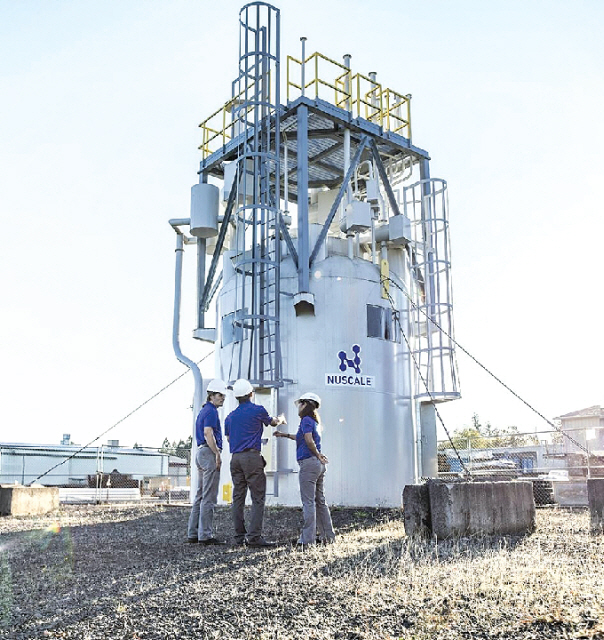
[
  {"xmin": 31, "ymin": 351, "xmax": 215, "ymax": 485},
  {"xmin": 381, "ymin": 285, "xmax": 471, "ymax": 477},
  {"xmin": 382, "ymin": 275, "xmax": 592, "ymax": 457}
]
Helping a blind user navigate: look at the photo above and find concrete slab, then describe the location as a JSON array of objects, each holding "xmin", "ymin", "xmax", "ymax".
[
  {"xmin": 428, "ymin": 480, "xmax": 535, "ymax": 539},
  {"xmin": 0, "ymin": 485, "xmax": 59, "ymax": 516},
  {"xmin": 587, "ymin": 479, "xmax": 604, "ymax": 533}
]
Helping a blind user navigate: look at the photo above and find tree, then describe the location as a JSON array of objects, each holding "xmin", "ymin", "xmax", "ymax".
[
  {"xmin": 445, "ymin": 415, "xmax": 539, "ymax": 451},
  {"xmin": 175, "ymin": 437, "xmax": 192, "ymax": 460},
  {"xmin": 160, "ymin": 438, "xmax": 174, "ymax": 454},
  {"xmin": 448, "ymin": 427, "xmax": 487, "ymax": 451}
]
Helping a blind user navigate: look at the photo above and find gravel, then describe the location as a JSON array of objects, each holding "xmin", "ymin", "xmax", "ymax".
[{"xmin": 1, "ymin": 504, "xmax": 603, "ymax": 639}]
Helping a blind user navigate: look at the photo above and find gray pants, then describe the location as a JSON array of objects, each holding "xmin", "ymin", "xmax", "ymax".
[
  {"xmin": 187, "ymin": 446, "xmax": 220, "ymax": 541},
  {"xmin": 298, "ymin": 456, "xmax": 335, "ymax": 545},
  {"xmin": 230, "ymin": 450, "xmax": 266, "ymax": 543}
]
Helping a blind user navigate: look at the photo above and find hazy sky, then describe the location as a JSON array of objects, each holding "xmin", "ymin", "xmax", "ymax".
[{"xmin": 1, "ymin": 0, "xmax": 602, "ymax": 449}]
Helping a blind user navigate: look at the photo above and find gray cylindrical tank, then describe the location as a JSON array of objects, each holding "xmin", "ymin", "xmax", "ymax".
[
  {"xmin": 190, "ymin": 183, "xmax": 219, "ymax": 238},
  {"xmin": 215, "ymin": 250, "xmax": 417, "ymax": 507}
]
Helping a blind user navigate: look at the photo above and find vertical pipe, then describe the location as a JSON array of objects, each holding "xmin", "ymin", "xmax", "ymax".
[
  {"xmin": 297, "ymin": 104, "xmax": 310, "ymax": 292},
  {"xmin": 420, "ymin": 402, "xmax": 438, "ymax": 478},
  {"xmin": 368, "ymin": 71, "xmax": 378, "ymax": 120},
  {"xmin": 172, "ymin": 233, "xmax": 203, "ymax": 502},
  {"xmin": 300, "ymin": 37, "xmax": 307, "ymax": 97},
  {"xmin": 196, "ymin": 238, "xmax": 206, "ymax": 329},
  {"xmin": 196, "ymin": 175, "xmax": 208, "ymax": 330},
  {"xmin": 371, "ymin": 218, "xmax": 377, "ymax": 264},
  {"xmin": 283, "ymin": 142, "xmax": 289, "ymax": 209},
  {"xmin": 342, "ymin": 54, "xmax": 352, "ymax": 245},
  {"xmin": 343, "ymin": 54, "xmax": 351, "ymax": 110}
]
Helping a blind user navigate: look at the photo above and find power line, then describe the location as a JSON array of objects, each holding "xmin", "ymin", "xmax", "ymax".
[{"xmin": 31, "ymin": 351, "xmax": 215, "ymax": 484}]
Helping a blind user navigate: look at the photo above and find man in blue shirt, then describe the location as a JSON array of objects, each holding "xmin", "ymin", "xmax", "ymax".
[
  {"xmin": 225, "ymin": 378, "xmax": 286, "ymax": 547},
  {"xmin": 187, "ymin": 379, "xmax": 227, "ymax": 545}
]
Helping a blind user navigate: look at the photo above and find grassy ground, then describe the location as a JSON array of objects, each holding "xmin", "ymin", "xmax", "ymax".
[{"xmin": 1, "ymin": 505, "xmax": 603, "ymax": 639}]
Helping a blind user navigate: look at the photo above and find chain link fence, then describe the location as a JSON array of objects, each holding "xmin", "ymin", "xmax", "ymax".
[
  {"xmin": 438, "ymin": 425, "xmax": 604, "ymax": 506},
  {"xmin": 0, "ymin": 443, "xmax": 192, "ymax": 504},
  {"xmin": 3, "ymin": 423, "xmax": 603, "ymax": 507}
]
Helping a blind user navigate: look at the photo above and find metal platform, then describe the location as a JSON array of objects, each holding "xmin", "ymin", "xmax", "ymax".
[{"xmin": 200, "ymin": 95, "xmax": 430, "ymax": 202}]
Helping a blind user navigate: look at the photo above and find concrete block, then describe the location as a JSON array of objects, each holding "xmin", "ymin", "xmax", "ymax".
[
  {"xmin": 402, "ymin": 484, "xmax": 431, "ymax": 537},
  {"xmin": 0, "ymin": 485, "xmax": 59, "ymax": 516},
  {"xmin": 587, "ymin": 479, "xmax": 604, "ymax": 533},
  {"xmin": 553, "ymin": 481, "xmax": 589, "ymax": 507},
  {"xmin": 428, "ymin": 480, "xmax": 535, "ymax": 539}
]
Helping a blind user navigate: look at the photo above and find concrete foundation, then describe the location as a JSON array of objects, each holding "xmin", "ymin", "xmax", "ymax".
[
  {"xmin": 0, "ymin": 485, "xmax": 59, "ymax": 516},
  {"xmin": 403, "ymin": 480, "xmax": 536, "ymax": 539},
  {"xmin": 587, "ymin": 479, "xmax": 604, "ymax": 533}
]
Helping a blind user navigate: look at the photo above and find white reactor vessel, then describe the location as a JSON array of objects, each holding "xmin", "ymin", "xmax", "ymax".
[{"xmin": 170, "ymin": 2, "xmax": 460, "ymax": 507}]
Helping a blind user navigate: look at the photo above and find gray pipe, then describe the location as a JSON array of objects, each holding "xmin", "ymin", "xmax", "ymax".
[{"xmin": 172, "ymin": 231, "xmax": 203, "ymax": 503}]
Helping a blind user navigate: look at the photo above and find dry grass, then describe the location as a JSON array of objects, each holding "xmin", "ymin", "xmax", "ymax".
[{"xmin": 1, "ymin": 505, "xmax": 603, "ymax": 639}]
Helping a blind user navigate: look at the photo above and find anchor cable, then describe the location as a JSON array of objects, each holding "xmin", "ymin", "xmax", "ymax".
[
  {"xmin": 31, "ymin": 351, "xmax": 215, "ymax": 485},
  {"xmin": 381, "ymin": 284, "xmax": 471, "ymax": 476},
  {"xmin": 382, "ymin": 275, "xmax": 592, "ymax": 457}
]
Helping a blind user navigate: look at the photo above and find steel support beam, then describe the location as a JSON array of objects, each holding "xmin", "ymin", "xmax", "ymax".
[{"xmin": 296, "ymin": 104, "xmax": 310, "ymax": 292}]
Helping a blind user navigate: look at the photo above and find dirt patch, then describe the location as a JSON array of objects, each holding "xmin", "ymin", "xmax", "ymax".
[{"xmin": 1, "ymin": 505, "xmax": 603, "ymax": 639}]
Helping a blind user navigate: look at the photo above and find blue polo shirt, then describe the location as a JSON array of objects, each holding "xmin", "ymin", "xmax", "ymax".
[
  {"xmin": 196, "ymin": 402, "xmax": 222, "ymax": 450},
  {"xmin": 296, "ymin": 416, "xmax": 321, "ymax": 461},
  {"xmin": 225, "ymin": 400, "xmax": 272, "ymax": 453}
]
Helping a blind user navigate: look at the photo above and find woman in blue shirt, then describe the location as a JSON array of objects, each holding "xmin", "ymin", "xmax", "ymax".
[{"xmin": 274, "ymin": 392, "xmax": 336, "ymax": 547}]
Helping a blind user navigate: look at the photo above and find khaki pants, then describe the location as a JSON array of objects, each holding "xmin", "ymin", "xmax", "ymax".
[{"xmin": 230, "ymin": 449, "xmax": 266, "ymax": 543}]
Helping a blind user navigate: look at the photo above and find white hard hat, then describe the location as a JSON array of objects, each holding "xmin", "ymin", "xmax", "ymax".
[
  {"xmin": 232, "ymin": 378, "xmax": 254, "ymax": 398},
  {"xmin": 206, "ymin": 379, "xmax": 228, "ymax": 395},
  {"xmin": 295, "ymin": 392, "xmax": 321, "ymax": 408}
]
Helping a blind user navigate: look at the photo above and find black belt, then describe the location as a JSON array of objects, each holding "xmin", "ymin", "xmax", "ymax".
[{"xmin": 241, "ymin": 448, "xmax": 259, "ymax": 453}]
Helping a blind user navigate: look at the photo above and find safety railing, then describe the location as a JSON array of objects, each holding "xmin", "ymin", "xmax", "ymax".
[
  {"xmin": 287, "ymin": 51, "xmax": 351, "ymax": 105},
  {"xmin": 199, "ymin": 103, "xmax": 233, "ymax": 158},
  {"xmin": 198, "ymin": 50, "xmax": 413, "ymax": 159},
  {"xmin": 287, "ymin": 50, "xmax": 412, "ymax": 140},
  {"xmin": 198, "ymin": 74, "xmax": 273, "ymax": 159},
  {"xmin": 382, "ymin": 88, "xmax": 412, "ymax": 137}
]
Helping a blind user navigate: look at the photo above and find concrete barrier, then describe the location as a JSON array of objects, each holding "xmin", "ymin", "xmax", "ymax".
[
  {"xmin": 552, "ymin": 481, "xmax": 589, "ymax": 507},
  {"xmin": 0, "ymin": 485, "xmax": 59, "ymax": 516},
  {"xmin": 402, "ymin": 483, "xmax": 431, "ymax": 537},
  {"xmin": 587, "ymin": 479, "xmax": 604, "ymax": 533},
  {"xmin": 403, "ymin": 480, "xmax": 535, "ymax": 539}
]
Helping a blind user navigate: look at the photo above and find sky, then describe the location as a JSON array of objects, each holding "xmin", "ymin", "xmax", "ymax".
[{"xmin": 1, "ymin": 0, "xmax": 602, "ymax": 449}]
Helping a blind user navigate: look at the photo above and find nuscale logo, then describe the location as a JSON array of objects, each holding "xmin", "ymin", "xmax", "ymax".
[
  {"xmin": 326, "ymin": 344, "xmax": 375, "ymax": 388},
  {"xmin": 338, "ymin": 345, "xmax": 361, "ymax": 374}
]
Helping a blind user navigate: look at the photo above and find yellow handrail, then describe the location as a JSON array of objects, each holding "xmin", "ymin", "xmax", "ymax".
[
  {"xmin": 199, "ymin": 49, "xmax": 414, "ymax": 158},
  {"xmin": 285, "ymin": 50, "xmax": 411, "ymax": 141}
]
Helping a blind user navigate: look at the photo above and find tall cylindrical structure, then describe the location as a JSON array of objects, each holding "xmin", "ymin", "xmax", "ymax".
[{"xmin": 187, "ymin": 3, "xmax": 460, "ymax": 507}]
